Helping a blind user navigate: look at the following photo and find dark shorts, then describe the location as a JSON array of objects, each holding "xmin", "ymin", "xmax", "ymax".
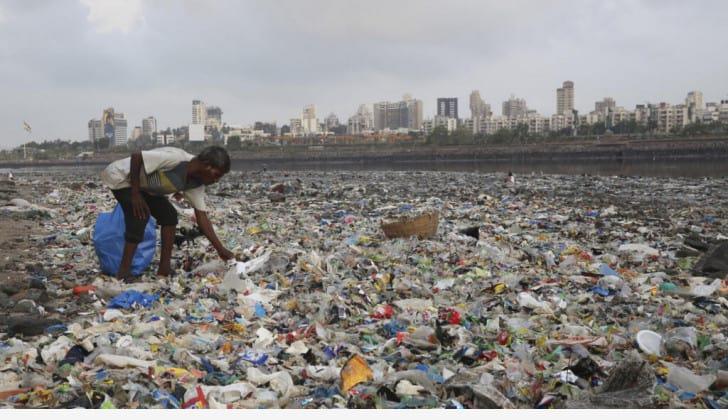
[{"xmin": 112, "ymin": 188, "xmax": 178, "ymax": 244}]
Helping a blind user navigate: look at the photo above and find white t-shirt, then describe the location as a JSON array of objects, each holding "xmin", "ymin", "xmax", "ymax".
[{"xmin": 100, "ymin": 147, "xmax": 209, "ymax": 211}]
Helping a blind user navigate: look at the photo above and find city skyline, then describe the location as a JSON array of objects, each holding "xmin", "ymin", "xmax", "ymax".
[
  {"xmin": 1, "ymin": 0, "xmax": 727, "ymax": 147},
  {"xmin": 80, "ymin": 86, "xmax": 723, "ymax": 145}
]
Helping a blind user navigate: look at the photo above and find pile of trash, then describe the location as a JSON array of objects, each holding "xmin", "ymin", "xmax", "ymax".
[{"xmin": 1, "ymin": 169, "xmax": 727, "ymax": 408}]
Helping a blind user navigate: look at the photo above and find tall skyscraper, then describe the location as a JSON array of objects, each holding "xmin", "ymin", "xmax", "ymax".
[
  {"xmin": 685, "ymin": 91, "xmax": 704, "ymax": 110},
  {"xmin": 102, "ymin": 107, "xmax": 115, "ymax": 144},
  {"xmin": 556, "ymin": 81, "xmax": 575, "ymax": 116},
  {"xmin": 88, "ymin": 119, "xmax": 103, "ymax": 144},
  {"xmin": 386, "ymin": 102, "xmax": 407, "ymax": 129},
  {"xmin": 406, "ymin": 98, "xmax": 423, "ymax": 130},
  {"xmin": 469, "ymin": 91, "xmax": 484, "ymax": 119},
  {"xmin": 301, "ymin": 104, "xmax": 318, "ymax": 135},
  {"xmin": 113, "ymin": 112, "xmax": 128, "ymax": 147},
  {"xmin": 373, "ymin": 102, "xmax": 399, "ymax": 130},
  {"xmin": 469, "ymin": 90, "xmax": 492, "ymax": 133},
  {"xmin": 502, "ymin": 96, "xmax": 528, "ymax": 118},
  {"xmin": 470, "ymin": 93, "xmax": 479, "ymax": 118},
  {"xmin": 101, "ymin": 107, "xmax": 127, "ymax": 146},
  {"xmin": 685, "ymin": 91, "xmax": 704, "ymax": 123},
  {"xmin": 437, "ymin": 97, "xmax": 458, "ymax": 119},
  {"xmin": 206, "ymin": 106, "xmax": 223, "ymax": 129},
  {"xmin": 142, "ymin": 116, "xmax": 157, "ymax": 139},
  {"xmin": 373, "ymin": 96, "xmax": 423, "ymax": 130},
  {"xmin": 192, "ymin": 100, "xmax": 206, "ymax": 125}
]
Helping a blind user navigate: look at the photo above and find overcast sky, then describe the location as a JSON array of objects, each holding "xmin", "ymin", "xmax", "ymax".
[{"xmin": 1, "ymin": 0, "xmax": 726, "ymax": 148}]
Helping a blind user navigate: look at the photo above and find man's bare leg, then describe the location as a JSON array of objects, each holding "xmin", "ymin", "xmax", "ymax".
[{"xmin": 157, "ymin": 225, "xmax": 176, "ymax": 276}]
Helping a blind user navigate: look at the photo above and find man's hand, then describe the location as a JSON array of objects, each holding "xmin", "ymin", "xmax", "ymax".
[
  {"xmin": 217, "ymin": 246, "xmax": 234, "ymax": 261},
  {"xmin": 131, "ymin": 191, "xmax": 150, "ymax": 219},
  {"xmin": 195, "ymin": 209, "xmax": 232, "ymax": 261}
]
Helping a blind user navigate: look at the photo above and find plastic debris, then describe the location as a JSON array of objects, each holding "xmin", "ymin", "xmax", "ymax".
[
  {"xmin": 636, "ymin": 330, "xmax": 663, "ymax": 356},
  {"xmin": 663, "ymin": 362, "xmax": 717, "ymax": 394},
  {"xmin": 40, "ymin": 336, "xmax": 74, "ymax": 365},
  {"xmin": 107, "ymin": 290, "xmax": 159, "ymax": 309},
  {"xmin": 2, "ymin": 168, "xmax": 728, "ymax": 409},
  {"xmin": 94, "ymin": 354, "xmax": 156, "ymax": 369},
  {"xmin": 340, "ymin": 354, "xmax": 373, "ymax": 393}
]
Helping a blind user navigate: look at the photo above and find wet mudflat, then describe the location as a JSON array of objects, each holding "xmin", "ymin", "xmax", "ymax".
[{"xmin": 0, "ymin": 169, "xmax": 727, "ymax": 409}]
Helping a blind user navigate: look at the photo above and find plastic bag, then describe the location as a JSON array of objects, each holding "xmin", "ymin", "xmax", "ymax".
[
  {"xmin": 107, "ymin": 290, "xmax": 159, "ymax": 309},
  {"xmin": 93, "ymin": 204, "xmax": 157, "ymax": 276}
]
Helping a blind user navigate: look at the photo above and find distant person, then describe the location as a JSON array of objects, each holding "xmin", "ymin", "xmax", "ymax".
[
  {"xmin": 100, "ymin": 146, "xmax": 234, "ymax": 280},
  {"xmin": 505, "ymin": 171, "xmax": 515, "ymax": 185}
]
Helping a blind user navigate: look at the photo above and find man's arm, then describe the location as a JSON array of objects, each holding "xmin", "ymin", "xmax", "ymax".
[
  {"xmin": 195, "ymin": 209, "xmax": 234, "ymax": 260},
  {"xmin": 129, "ymin": 152, "xmax": 149, "ymax": 219}
]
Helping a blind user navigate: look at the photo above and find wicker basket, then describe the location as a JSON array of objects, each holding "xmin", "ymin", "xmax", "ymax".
[{"xmin": 381, "ymin": 211, "xmax": 439, "ymax": 239}]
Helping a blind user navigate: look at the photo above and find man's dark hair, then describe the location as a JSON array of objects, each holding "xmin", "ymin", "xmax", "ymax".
[{"xmin": 197, "ymin": 146, "xmax": 231, "ymax": 173}]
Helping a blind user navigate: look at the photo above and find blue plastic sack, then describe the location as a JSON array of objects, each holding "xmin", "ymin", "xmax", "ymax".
[
  {"xmin": 93, "ymin": 204, "xmax": 156, "ymax": 276},
  {"xmin": 107, "ymin": 290, "xmax": 159, "ymax": 309}
]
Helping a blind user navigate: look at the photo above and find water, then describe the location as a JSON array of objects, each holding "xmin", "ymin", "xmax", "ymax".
[
  {"xmin": 1, "ymin": 157, "xmax": 726, "ymax": 178},
  {"xmin": 232, "ymin": 158, "xmax": 728, "ymax": 178}
]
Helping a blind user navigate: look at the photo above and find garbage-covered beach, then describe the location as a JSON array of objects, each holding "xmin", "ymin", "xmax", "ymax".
[{"xmin": 1, "ymin": 168, "xmax": 727, "ymax": 409}]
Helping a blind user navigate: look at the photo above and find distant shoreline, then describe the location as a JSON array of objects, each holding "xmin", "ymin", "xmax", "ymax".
[{"xmin": 1, "ymin": 136, "xmax": 727, "ymax": 168}]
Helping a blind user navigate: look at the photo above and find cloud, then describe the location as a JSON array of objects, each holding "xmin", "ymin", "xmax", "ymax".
[
  {"xmin": 0, "ymin": 0, "xmax": 727, "ymax": 148},
  {"xmin": 79, "ymin": 0, "xmax": 144, "ymax": 33},
  {"xmin": 0, "ymin": 5, "xmax": 6, "ymax": 24}
]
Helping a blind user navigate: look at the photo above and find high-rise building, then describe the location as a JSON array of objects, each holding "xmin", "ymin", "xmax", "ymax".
[
  {"xmin": 192, "ymin": 100, "xmax": 206, "ymax": 125},
  {"xmin": 113, "ymin": 112, "xmax": 128, "ymax": 147},
  {"xmin": 685, "ymin": 91, "xmax": 704, "ymax": 123},
  {"xmin": 289, "ymin": 118, "xmax": 303, "ymax": 136},
  {"xmin": 556, "ymin": 81, "xmax": 575, "ymax": 116},
  {"xmin": 88, "ymin": 119, "xmax": 103, "ymax": 144},
  {"xmin": 502, "ymin": 96, "xmax": 528, "ymax": 119},
  {"xmin": 358, "ymin": 104, "xmax": 373, "ymax": 129},
  {"xmin": 102, "ymin": 107, "xmax": 116, "ymax": 144},
  {"xmin": 685, "ymin": 91, "xmax": 704, "ymax": 110},
  {"xmin": 469, "ymin": 90, "xmax": 492, "ymax": 119},
  {"xmin": 373, "ymin": 102, "xmax": 391, "ymax": 130},
  {"xmin": 469, "ymin": 90, "xmax": 492, "ymax": 133},
  {"xmin": 347, "ymin": 104, "xmax": 374, "ymax": 134},
  {"xmin": 373, "ymin": 96, "xmax": 423, "ymax": 131},
  {"xmin": 437, "ymin": 97, "xmax": 458, "ymax": 119},
  {"xmin": 595, "ymin": 97, "xmax": 616, "ymax": 116},
  {"xmin": 324, "ymin": 113, "xmax": 339, "ymax": 131},
  {"xmin": 206, "ymin": 106, "xmax": 223, "ymax": 129},
  {"xmin": 373, "ymin": 102, "xmax": 399, "ymax": 130},
  {"xmin": 406, "ymin": 99, "xmax": 423, "ymax": 130},
  {"xmin": 301, "ymin": 105, "xmax": 318, "ymax": 135},
  {"xmin": 100, "ymin": 107, "xmax": 127, "ymax": 146},
  {"xmin": 142, "ymin": 116, "xmax": 157, "ymax": 139}
]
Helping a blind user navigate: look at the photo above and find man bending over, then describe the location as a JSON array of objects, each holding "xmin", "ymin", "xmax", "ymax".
[{"xmin": 100, "ymin": 146, "xmax": 234, "ymax": 280}]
